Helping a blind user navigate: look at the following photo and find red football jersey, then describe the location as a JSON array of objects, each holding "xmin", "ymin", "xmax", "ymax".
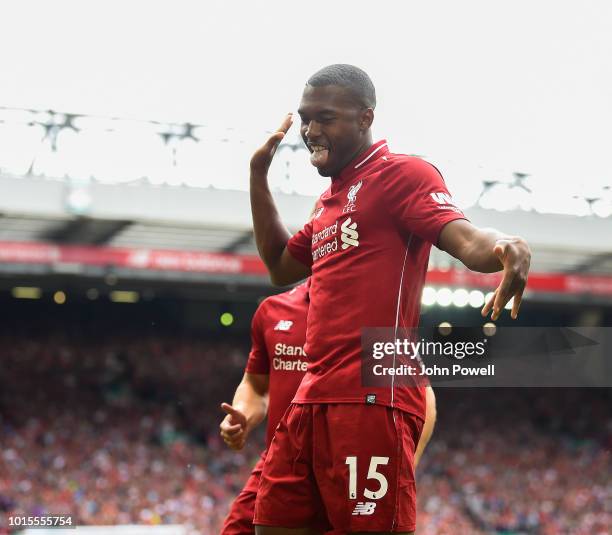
[
  {"xmin": 287, "ymin": 140, "xmax": 466, "ymax": 419},
  {"xmin": 245, "ymin": 280, "xmax": 309, "ymax": 447}
]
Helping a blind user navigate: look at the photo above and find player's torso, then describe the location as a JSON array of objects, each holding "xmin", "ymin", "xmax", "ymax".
[
  {"xmin": 307, "ymin": 152, "xmax": 427, "ymax": 357},
  {"xmin": 296, "ymin": 147, "xmax": 430, "ymax": 416}
]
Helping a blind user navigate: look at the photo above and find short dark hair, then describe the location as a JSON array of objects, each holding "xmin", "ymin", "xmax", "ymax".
[{"xmin": 307, "ymin": 64, "xmax": 376, "ymax": 109}]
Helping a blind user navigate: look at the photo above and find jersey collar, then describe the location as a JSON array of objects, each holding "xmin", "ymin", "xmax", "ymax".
[{"xmin": 331, "ymin": 140, "xmax": 389, "ymax": 193}]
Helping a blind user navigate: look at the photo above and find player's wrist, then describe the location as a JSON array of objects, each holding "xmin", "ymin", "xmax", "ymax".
[
  {"xmin": 244, "ymin": 410, "xmax": 264, "ymax": 433},
  {"xmin": 250, "ymin": 161, "xmax": 273, "ymax": 179}
]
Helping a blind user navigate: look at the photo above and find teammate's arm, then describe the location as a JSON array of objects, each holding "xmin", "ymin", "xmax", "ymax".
[
  {"xmin": 414, "ymin": 386, "xmax": 437, "ymax": 468},
  {"xmin": 220, "ymin": 372, "xmax": 270, "ymax": 450},
  {"xmin": 250, "ymin": 114, "xmax": 311, "ymax": 286},
  {"xmin": 438, "ymin": 219, "xmax": 531, "ymax": 320}
]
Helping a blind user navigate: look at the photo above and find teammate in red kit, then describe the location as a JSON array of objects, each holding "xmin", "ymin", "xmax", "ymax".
[
  {"xmin": 219, "ymin": 275, "xmax": 439, "ymax": 534},
  {"xmin": 249, "ymin": 64, "xmax": 531, "ymax": 534},
  {"xmin": 219, "ymin": 280, "xmax": 310, "ymax": 535}
]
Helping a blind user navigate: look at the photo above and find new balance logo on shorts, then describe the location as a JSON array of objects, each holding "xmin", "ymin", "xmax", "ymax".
[{"xmin": 352, "ymin": 502, "xmax": 377, "ymax": 515}]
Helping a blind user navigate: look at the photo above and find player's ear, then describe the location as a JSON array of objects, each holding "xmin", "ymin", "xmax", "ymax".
[{"xmin": 359, "ymin": 108, "xmax": 374, "ymax": 131}]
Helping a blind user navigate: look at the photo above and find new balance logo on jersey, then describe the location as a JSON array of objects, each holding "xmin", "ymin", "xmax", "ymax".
[
  {"xmin": 340, "ymin": 218, "xmax": 359, "ymax": 250},
  {"xmin": 274, "ymin": 320, "xmax": 293, "ymax": 331},
  {"xmin": 352, "ymin": 502, "xmax": 376, "ymax": 515},
  {"xmin": 430, "ymin": 192, "xmax": 462, "ymax": 213},
  {"xmin": 430, "ymin": 192, "xmax": 454, "ymax": 205}
]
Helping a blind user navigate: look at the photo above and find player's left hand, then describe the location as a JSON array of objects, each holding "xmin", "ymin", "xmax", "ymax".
[
  {"xmin": 482, "ymin": 237, "xmax": 531, "ymax": 321},
  {"xmin": 219, "ymin": 402, "xmax": 248, "ymax": 450}
]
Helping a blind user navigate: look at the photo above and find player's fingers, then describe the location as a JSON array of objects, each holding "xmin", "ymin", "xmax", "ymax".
[
  {"xmin": 221, "ymin": 422, "xmax": 243, "ymax": 434},
  {"xmin": 277, "ymin": 113, "xmax": 293, "ymax": 134},
  {"xmin": 263, "ymin": 132, "xmax": 286, "ymax": 155},
  {"xmin": 223, "ymin": 429, "xmax": 245, "ymax": 445},
  {"xmin": 511, "ymin": 291, "xmax": 523, "ymax": 320},
  {"xmin": 481, "ymin": 290, "xmax": 496, "ymax": 317},
  {"xmin": 221, "ymin": 402, "xmax": 240, "ymax": 418},
  {"xmin": 250, "ymin": 115, "xmax": 293, "ymax": 174},
  {"xmin": 492, "ymin": 274, "xmax": 515, "ymax": 320},
  {"xmin": 220, "ymin": 422, "xmax": 243, "ymax": 439},
  {"xmin": 220, "ymin": 427, "xmax": 239, "ymax": 439},
  {"xmin": 221, "ymin": 403, "xmax": 248, "ymax": 430},
  {"xmin": 219, "ymin": 413, "xmax": 231, "ymax": 430},
  {"xmin": 494, "ymin": 242, "xmax": 508, "ymax": 259},
  {"xmin": 263, "ymin": 114, "xmax": 293, "ymax": 149}
]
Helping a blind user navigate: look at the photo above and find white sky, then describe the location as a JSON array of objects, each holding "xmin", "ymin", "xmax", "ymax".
[{"xmin": 1, "ymin": 0, "xmax": 611, "ymax": 209}]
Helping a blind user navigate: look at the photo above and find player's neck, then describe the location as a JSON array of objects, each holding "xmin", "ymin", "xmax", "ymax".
[
  {"xmin": 351, "ymin": 136, "xmax": 374, "ymax": 165},
  {"xmin": 333, "ymin": 136, "xmax": 375, "ymax": 181}
]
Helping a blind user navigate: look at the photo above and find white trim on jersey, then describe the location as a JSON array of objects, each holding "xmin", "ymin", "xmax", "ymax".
[
  {"xmin": 391, "ymin": 236, "xmax": 412, "ymax": 405},
  {"xmin": 354, "ymin": 143, "xmax": 389, "ymax": 169}
]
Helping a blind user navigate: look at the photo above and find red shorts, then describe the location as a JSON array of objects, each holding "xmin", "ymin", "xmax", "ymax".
[
  {"xmin": 221, "ymin": 450, "xmax": 266, "ymax": 535},
  {"xmin": 254, "ymin": 403, "xmax": 424, "ymax": 533}
]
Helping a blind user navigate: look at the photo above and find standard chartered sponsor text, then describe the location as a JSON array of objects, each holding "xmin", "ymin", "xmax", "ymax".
[
  {"xmin": 311, "ymin": 221, "xmax": 339, "ymax": 262},
  {"xmin": 273, "ymin": 343, "xmax": 308, "ymax": 371},
  {"xmin": 313, "ymin": 239, "xmax": 338, "ymax": 262},
  {"xmin": 311, "ymin": 221, "xmax": 338, "ymax": 244}
]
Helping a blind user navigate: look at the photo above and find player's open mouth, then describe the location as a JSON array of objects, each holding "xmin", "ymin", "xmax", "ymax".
[{"xmin": 309, "ymin": 144, "xmax": 330, "ymax": 167}]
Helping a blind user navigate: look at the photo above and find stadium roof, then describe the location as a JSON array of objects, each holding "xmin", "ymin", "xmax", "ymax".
[{"xmin": 1, "ymin": 173, "xmax": 611, "ymax": 277}]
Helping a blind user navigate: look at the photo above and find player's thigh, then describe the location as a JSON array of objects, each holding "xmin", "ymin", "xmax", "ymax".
[
  {"xmin": 254, "ymin": 404, "xmax": 328, "ymax": 531},
  {"xmin": 313, "ymin": 404, "xmax": 423, "ymax": 533}
]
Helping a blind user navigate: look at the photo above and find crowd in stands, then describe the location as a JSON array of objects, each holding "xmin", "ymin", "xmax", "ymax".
[
  {"xmin": 0, "ymin": 330, "xmax": 610, "ymax": 534},
  {"xmin": 417, "ymin": 388, "xmax": 611, "ymax": 534}
]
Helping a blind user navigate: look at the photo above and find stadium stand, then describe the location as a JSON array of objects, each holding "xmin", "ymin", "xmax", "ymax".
[{"xmin": 1, "ymin": 320, "xmax": 609, "ymax": 534}]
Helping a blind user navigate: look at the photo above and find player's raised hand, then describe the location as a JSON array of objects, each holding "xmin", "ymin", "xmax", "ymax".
[
  {"xmin": 482, "ymin": 238, "xmax": 531, "ymax": 321},
  {"xmin": 219, "ymin": 402, "xmax": 248, "ymax": 450},
  {"xmin": 250, "ymin": 114, "xmax": 293, "ymax": 175}
]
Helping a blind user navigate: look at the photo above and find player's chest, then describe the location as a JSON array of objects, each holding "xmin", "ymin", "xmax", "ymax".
[{"xmin": 311, "ymin": 175, "xmax": 393, "ymax": 265}]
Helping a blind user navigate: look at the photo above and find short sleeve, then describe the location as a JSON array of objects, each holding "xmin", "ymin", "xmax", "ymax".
[
  {"xmin": 382, "ymin": 157, "xmax": 467, "ymax": 245},
  {"xmin": 245, "ymin": 303, "xmax": 270, "ymax": 375},
  {"xmin": 287, "ymin": 219, "xmax": 313, "ymax": 267}
]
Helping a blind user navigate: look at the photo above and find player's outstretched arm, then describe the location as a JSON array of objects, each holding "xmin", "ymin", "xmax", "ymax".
[
  {"xmin": 438, "ymin": 219, "xmax": 531, "ymax": 320},
  {"xmin": 250, "ymin": 114, "xmax": 311, "ymax": 286},
  {"xmin": 414, "ymin": 386, "xmax": 437, "ymax": 469},
  {"xmin": 219, "ymin": 372, "xmax": 270, "ymax": 450}
]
